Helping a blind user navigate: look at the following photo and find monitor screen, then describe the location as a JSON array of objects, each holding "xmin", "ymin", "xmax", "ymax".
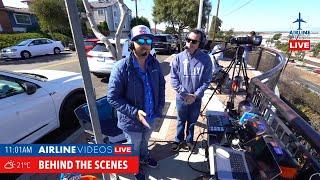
[{"xmin": 245, "ymin": 137, "xmax": 282, "ymax": 180}]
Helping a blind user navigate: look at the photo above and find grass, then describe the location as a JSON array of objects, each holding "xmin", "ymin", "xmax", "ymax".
[{"xmin": 279, "ymin": 66, "xmax": 320, "ymax": 132}]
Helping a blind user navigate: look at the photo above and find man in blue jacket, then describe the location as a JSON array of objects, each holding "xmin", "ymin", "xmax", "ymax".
[
  {"xmin": 171, "ymin": 29, "xmax": 212, "ymax": 151},
  {"xmin": 107, "ymin": 25, "xmax": 165, "ymax": 180}
]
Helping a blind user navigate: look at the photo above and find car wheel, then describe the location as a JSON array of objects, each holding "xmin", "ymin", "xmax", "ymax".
[
  {"xmin": 54, "ymin": 47, "xmax": 61, "ymax": 54},
  {"xmin": 21, "ymin": 51, "xmax": 31, "ymax": 59},
  {"xmin": 60, "ymin": 92, "xmax": 86, "ymax": 130}
]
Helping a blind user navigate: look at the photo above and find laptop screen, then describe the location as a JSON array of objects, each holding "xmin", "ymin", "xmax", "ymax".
[{"xmin": 245, "ymin": 137, "xmax": 282, "ymax": 180}]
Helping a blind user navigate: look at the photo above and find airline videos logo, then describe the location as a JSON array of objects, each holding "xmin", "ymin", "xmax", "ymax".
[
  {"xmin": 289, "ymin": 12, "xmax": 311, "ymax": 51},
  {"xmin": 0, "ymin": 144, "xmax": 138, "ymax": 174}
]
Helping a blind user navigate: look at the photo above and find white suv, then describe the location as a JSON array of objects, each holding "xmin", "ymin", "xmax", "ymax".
[{"xmin": 87, "ymin": 39, "xmax": 156, "ymax": 78}]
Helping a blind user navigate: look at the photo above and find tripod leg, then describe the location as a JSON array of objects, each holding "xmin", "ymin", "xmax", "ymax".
[
  {"xmin": 242, "ymin": 59, "xmax": 250, "ymax": 92},
  {"xmin": 200, "ymin": 58, "xmax": 237, "ymax": 114}
]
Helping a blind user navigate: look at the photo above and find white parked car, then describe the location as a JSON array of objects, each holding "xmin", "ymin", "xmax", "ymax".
[
  {"xmin": 0, "ymin": 70, "xmax": 86, "ymax": 144},
  {"xmin": 0, "ymin": 38, "xmax": 64, "ymax": 60},
  {"xmin": 87, "ymin": 39, "xmax": 156, "ymax": 78}
]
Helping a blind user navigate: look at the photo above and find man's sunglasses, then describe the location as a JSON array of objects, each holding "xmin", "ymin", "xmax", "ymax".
[
  {"xmin": 135, "ymin": 38, "xmax": 153, "ymax": 46},
  {"xmin": 186, "ymin": 38, "xmax": 200, "ymax": 44}
]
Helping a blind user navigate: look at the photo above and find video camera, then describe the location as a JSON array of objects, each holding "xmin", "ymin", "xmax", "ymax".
[{"xmin": 229, "ymin": 35, "xmax": 262, "ymax": 46}]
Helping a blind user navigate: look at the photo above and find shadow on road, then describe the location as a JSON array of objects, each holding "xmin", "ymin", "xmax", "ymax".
[
  {"xmin": 0, "ymin": 52, "xmax": 74, "ymax": 66},
  {"xmin": 100, "ymin": 76, "xmax": 110, "ymax": 83}
]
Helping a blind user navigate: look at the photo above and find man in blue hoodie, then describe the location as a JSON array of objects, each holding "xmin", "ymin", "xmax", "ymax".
[
  {"xmin": 171, "ymin": 29, "xmax": 212, "ymax": 151},
  {"xmin": 107, "ymin": 25, "xmax": 165, "ymax": 180}
]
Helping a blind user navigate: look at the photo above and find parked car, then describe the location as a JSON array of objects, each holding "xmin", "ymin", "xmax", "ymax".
[
  {"xmin": 0, "ymin": 38, "xmax": 65, "ymax": 60},
  {"xmin": 0, "ymin": 70, "xmax": 86, "ymax": 144},
  {"xmin": 153, "ymin": 34, "xmax": 177, "ymax": 54},
  {"xmin": 87, "ymin": 39, "xmax": 156, "ymax": 78},
  {"xmin": 84, "ymin": 38, "xmax": 99, "ymax": 53},
  {"xmin": 314, "ymin": 68, "xmax": 320, "ymax": 74}
]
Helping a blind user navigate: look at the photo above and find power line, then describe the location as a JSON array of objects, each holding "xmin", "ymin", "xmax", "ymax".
[{"xmin": 222, "ymin": 0, "xmax": 255, "ymax": 17}]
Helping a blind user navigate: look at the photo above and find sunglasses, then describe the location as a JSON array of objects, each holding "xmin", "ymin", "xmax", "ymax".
[
  {"xmin": 135, "ymin": 38, "xmax": 153, "ymax": 46},
  {"xmin": 186, "ymin": 38, "xmax": 200, "ymax": 44}
]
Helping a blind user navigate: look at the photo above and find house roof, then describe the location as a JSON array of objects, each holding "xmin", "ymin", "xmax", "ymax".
[
  {"xmin": 3, "ymin": 6, "xmax": 34, "ymax": 14},
  {"xmin": 90, "ymin": 0, "xmax": 131, "ymax": 11},
  {"xmin": 90, "ymin": 0, "xmax": 117, "ymax": 8}
]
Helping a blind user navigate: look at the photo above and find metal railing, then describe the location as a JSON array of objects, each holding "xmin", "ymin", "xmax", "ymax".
[{"xmin": 246, "ymin": 47, "xmax": 320, "ymax": 173}]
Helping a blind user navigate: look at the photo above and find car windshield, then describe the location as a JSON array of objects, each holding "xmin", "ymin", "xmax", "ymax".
[
  {"xmin": 92, "ymin": 43, "xmax": 109, "ymax": 52},
  {"xmin": 1, "ymin": 71, "xmax": 48, "ymax": 82},
  {"xmin": 91, "ymin": 43, "xmax": 123, "ymax": 52},
  {"xmin": 84, "ymin": 41, "xmax": 96, "ymax": 46},
  {"xmin": 21, "ymin": 73, "xmax": 48, "ymax": 81},
  {"xmin": 16, "ymin": 40, "xmax": 32, "ymax": 46},
  {"xmin": 154, "ymin": 36, "xmax": 167, "ymax": 42}
]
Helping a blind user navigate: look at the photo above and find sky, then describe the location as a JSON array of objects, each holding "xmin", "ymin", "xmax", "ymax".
[{"xmin": 3, "ymin": 0, "xmax": 320, "ymax": 32}]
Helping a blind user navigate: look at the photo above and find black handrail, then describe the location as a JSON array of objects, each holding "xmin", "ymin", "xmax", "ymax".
[{"xmin": 251, "ymin": 78, "xmax": 320, "ymax": 152}]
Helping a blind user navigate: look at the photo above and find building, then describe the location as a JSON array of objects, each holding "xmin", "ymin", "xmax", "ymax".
[
  {"xmin": 0, "ymin": 0, "xmax": 39, "ymax": 33},
  {"xmin": 90, "ymin": 0, "xmax": 132, "ymax": 38}
]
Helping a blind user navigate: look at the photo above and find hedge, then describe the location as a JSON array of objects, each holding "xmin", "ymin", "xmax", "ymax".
[{"xmin": 0, "ymin": 32, "xmax": 72, "ymax": 49}]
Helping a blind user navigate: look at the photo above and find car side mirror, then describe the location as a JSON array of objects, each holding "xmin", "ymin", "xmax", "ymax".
[
  {"xmin": 29, "ymin": 43, "xmax": 34, "ymax": 46},
  {"xmin": 22, "ymin": 82, "xmax": 37, "ymax": 95}
]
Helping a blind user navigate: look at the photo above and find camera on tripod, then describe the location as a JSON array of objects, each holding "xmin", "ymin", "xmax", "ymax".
[{"xmin": 229, "ymin": 35, "xmax": 263, "ymax": 46}]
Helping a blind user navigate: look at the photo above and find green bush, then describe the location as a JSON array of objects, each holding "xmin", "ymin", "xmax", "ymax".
[
  {"xmin": 52, "ymin": 33, "xmax": 73, "ymax": 46},
  {"xmin": 0, "ymin": 32, "xmax": 72, "ymax": 49},
  {"xmin": 279, "ymin": 78, "xmax": 320, "ymax": 131},
  {"xmin": 0, "ymin": 33, "xmax": 49, "ymax": 49}
]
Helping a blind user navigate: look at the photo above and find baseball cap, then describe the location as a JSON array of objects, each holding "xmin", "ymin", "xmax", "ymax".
[{"xmin": 130, "ymin": 25, "xmax": 154, "ymax": 41}]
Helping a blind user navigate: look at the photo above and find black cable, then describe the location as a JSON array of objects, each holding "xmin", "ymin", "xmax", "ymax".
[{"xmin": 187, "ymin": 131, "xmax": 210, "ymax": 174}]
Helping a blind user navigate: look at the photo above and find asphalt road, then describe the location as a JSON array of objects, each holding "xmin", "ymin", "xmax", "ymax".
[{"xmin": 0, "ymin": 51, "xmax": 170, "ymax": 98}]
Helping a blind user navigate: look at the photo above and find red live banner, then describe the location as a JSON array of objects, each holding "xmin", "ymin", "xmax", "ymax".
[
  {"xmin": 0, "ymin": 156, "xmax": 139, "ymax": 173},
  {"xmin": 289, "ymin": 40, "xmax": 311, "ymax": 51}
]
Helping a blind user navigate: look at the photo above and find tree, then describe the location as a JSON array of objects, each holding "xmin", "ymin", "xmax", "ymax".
[
  {"xmin": 312, "ymin": 43, "xmax": 320, "ymax": 57},
  {"xmin": 208, "ymin": 16, "xmax": 222, "ymax": 39},
  {"xmin": 223, "ymin": 28, "xmax": 234, "ymax": 41},
  {"xmin": 30, "ymin": 0, "xmax": 69, "ymax": 37},
  {"xmin": 97, "ymin": 21, "xmax": 110, "ymax": 36},
  {"xmin": 83, "ymin": 0, "xmax": 127, "ymax": 60},
  {"xmin": 164, "ymin": 26, "xmax": 177, "ymax": 34},
  {"xmin": 275, "ymin": 42, "xmax": 290, "ymax": 56},
  {"xmin": 272, "ymin": 33, "xmax": 282, "ymax": 41},
  {"xmin": 130, "ymin": 16, "xmax": 151, "ymax": 29},
  {"xmin": 153, "ymin": 0, "xmax": 211, "ymax": 51}
]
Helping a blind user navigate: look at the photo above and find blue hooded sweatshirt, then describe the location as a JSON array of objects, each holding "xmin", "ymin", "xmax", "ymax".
[{"xmin": 170, "ymin": 49, "xmax": 212, "ymax": 100}]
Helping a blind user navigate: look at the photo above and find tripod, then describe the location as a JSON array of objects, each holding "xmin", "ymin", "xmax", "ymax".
[{"xmin": 201, "ymin": 45, "xmax": 250, "ymax": 115}]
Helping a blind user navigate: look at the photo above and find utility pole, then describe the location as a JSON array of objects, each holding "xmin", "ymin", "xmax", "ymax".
[
  {"xmin": 135, "ymin": 0, "xmax": 138, "ymax": 18},
  {"xmin": 64, "ymin": 0, "xmax": 114, "ymax": 179},
  {"xmin": 206, "ymin": 13, "xmax": 210, "ymax": 34},
  {"xmin": 212, "ymin": 0, "xmax": 220, "ymax": 42},
  {"xmin": 197, "ymin": 0, "xmax": 204, "ymax": 29}
]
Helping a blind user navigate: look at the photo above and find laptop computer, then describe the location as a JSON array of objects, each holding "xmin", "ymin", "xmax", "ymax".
[{"xmin": 208, "ymin": 137, "xmax": 282, "ymax": 180}]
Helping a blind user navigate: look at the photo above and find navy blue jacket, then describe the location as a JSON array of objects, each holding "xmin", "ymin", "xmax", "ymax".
[{"xmin": 107, "ymin": 54, "xmax": 165, "ymax": 132}]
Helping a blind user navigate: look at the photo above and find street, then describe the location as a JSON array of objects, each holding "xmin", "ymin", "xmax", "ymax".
[{"xmin": 0, "ymin": 51, "xmax": 171, "ymax": 98}]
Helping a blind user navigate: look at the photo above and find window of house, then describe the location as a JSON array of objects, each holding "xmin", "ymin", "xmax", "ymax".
[
  {"xmin": 114, "ymin": 22, "xmax": 119, "ymax": 29},
  {"xmin": 13, "ymin": 13, "xmax": 32, "ymax": 25},
  {"xmin": 98, "ymin": 9, "xmax": 104, "ymax": 16}
]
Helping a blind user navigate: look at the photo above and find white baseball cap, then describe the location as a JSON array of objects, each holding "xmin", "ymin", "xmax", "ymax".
[{"xmin": 130, "ymin": 25, "xmax": 154, "ymax": 41}]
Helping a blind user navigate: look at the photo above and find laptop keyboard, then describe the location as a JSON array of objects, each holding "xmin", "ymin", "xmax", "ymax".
[{"xmin": 229, "ymin": 152, "xmax": 249, "ymax": 180}]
